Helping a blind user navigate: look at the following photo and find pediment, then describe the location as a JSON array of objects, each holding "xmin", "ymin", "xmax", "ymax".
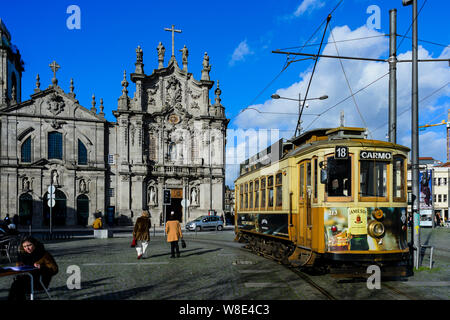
[{"xmin": 1, "ymin": 87, "xmax": 105, "ymax": 122}]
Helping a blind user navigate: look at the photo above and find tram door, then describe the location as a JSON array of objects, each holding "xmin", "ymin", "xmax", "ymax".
[{"xmin": 298, "ymin": 160, "xmax": 313, "ymax": 248}]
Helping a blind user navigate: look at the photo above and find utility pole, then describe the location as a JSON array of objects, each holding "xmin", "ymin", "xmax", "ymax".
[
  {"xmin": 388, "ymin": 9, "xmax": 398, "ymax": 144},
  {"xmin": 403, "ymin": 0, "xmax": 420, "ymax": 269}
]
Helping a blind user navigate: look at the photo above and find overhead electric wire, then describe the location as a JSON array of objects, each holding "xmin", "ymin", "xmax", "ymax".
[
  {"xmin": 234, "ymin": 0, "xmax": 344, "ymax": 122},
  {"xmin": 372, "ymin": 81, "xmax": 450, "ymax": 133},
  {"xmin": 396, "ymin": 0, "xmax": 428, "ymax": 52},
  {"xmin": 304, "ymin": 71, "xmax": 390, "ymax": 132},
  {"xmin": 329, "ymin": 22, "xmax": 372, "ymax": 138}
]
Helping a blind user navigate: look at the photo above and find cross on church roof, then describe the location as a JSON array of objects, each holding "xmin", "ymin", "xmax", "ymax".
[
  {"xmin": 164, "ymin": 24, "xmax": 182, "ymax": 57},
  {"xmin": 49, "ymin": 61, "xmax": 60, "ymax": 87}
]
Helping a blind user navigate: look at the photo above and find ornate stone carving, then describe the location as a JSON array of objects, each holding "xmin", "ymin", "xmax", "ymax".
[
  {"xmin": 46, "ymin": 93, "xmax": 65, "ymax": 116},
  {"xmin": 165, "ymin": 76, "xmax": 182, "ymax": 109}
]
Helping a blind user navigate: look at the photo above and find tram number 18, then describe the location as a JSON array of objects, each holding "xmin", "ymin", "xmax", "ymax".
[{"xmin": 335, "ymin": 146, "xmax": 348, "ymax": 159}]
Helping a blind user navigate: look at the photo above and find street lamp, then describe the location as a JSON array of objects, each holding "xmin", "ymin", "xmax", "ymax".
[{"xmin": 271, "ymin": 93, "xmax": 328, "ymax": 136}]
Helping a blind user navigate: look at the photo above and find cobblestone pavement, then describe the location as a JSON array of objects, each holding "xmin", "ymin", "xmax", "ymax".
[{"xmin": 0, "ymin": 227, "xmax": 448, "ymax": 300}]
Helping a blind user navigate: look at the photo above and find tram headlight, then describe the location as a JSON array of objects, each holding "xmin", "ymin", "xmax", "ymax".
[
  {"xmin": 372, "ymin": 208, "xmax": 384, "ymax": 220},
  {"xmin": 368, "ymin": 220, "xmax": 385, "ymax": 238}
]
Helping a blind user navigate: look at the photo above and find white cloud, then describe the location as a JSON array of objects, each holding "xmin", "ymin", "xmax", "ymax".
[
  {"xmin": 229, "ymin": 40, "xmax": 254, "ymax": 66},
  {"xmin": 226, "ymin": 23, "xmax": 450, "ymax": 186},
  {"xmin": 294, "ymin": 0, "xmax": 325, "ymax": 17}
]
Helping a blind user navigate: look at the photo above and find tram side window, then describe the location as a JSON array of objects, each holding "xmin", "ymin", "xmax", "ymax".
[
  {"xmin": 326, "ymin": 157, "xmax": 352, "ymax": 197},
  {"xmin": 360, "ymin": 161, "xmax": 387, "ymax": 197},
  {"xmin": 275, "ymin": 173, "xmax": 282, "ymax": 207},
  {"xmin": 240, "ymin": 185, "xmax": 243, "ymax": 210},
  {"xmin": 393, "ymin": 156, "xmax": 405, "ymax": 200},
  {"xmin": 245, "ymin": 183, "xmax": 248, "ymax": 209},
  {"xmin": 249, "ymin": 182, "xmax": 253, "ymax": 209},
  {"xmin": 268, "ymin": 176, "xmax": 274, "ymax": 207},
  {"xmin": 255, "ymin": 180, "xmax": 259, "ymax": 209},
  {"xmin": 261, "ymin": 177, "xmax": 266, "ymax": 209},
  {"xmin": 314, "ymin": 158, "xmax": 318, "ymax": 199}
]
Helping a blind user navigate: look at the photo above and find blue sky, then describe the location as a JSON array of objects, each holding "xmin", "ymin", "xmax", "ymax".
[{"xmin": 2, "ymin": 0, "xmax": 449, "ymax": 186}]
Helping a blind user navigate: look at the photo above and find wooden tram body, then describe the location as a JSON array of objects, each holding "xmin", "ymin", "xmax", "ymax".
[{"xmin": 234, "ymin": 127, "xmax": 410, "ymax": 273}]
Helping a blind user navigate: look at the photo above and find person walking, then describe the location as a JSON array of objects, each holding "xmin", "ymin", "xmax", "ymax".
[
  {"xmin": 132, "ymin": 210, "xmax": 151, "ymax": 259},
  {"xmin": 165, "ymin": 211, "xmax": 183, "ymax": 258}
]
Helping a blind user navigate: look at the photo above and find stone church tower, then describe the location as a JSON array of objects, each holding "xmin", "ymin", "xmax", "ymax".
[
  {"xmin": 109, "ymin": 42, "xmax": 229, "ymax": 224},
  {"xmin": 0, "ymin": 20, "xmax": 228, "ymax": 227}
]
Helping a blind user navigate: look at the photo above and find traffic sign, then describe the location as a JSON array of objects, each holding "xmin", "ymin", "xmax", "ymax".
[
  {"xmin": 181, "ymin": 199, "xmax": 190, "ymax": 208},
  {"xmin": 47, "ymin": 199, "xmax": 55, "ymax": 208},
  {"xmin": 48, "ymin": 185, "xmax": 56, "ymax": 194}
]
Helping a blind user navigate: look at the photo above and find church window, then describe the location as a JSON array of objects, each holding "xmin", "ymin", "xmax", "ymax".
[
  {"xmin": 149, "ymin": 135, "xmax": 157, "ymax": 161},
  {"xmin": 78, "ymin": 140, "xmax": 87, "ymax": 165},
  {"xmin": 21, "ymin": 137, "xmax": 32, "ymax": 163},
  {"xmin": 48, "ymin": 132, "xmax": 63, "ymax": 160}
]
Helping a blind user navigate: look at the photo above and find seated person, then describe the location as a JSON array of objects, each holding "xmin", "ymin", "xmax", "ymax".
[
  {"xmin": 8, "ymin": 237, "xmax": 58, "ymax": 300},
  {"xmin": 92, "ymin": 216, "xmax": 103, "ymax": 229}
]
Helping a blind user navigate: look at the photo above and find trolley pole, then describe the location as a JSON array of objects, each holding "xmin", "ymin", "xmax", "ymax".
[
  {"xmin": 403, "ymin": 0, "xmax": 420, "ymax": 269},
  {"xmin": 388, "ymin": 9, "xmax": 397, "ymax": 144}
]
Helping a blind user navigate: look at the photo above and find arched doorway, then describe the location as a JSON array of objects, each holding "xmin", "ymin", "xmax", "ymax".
[
  {"xmin": 18, "ymin": 193, "xmax": 33, "ymax": 226},
  {"xmin": 43, "ymin": 190, "xmax": 67, "ymax": 226},
  {"xmin": 76, "ymin": 194, "xmax": 89, "ymax": 226}
]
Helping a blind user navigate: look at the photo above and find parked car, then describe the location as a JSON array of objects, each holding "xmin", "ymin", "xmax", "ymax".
[{"xmin": 186, "ymin": 215, "xmax": 224, "ymax": 231}]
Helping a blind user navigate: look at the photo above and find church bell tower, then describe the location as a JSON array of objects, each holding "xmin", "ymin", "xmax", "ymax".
[{"xmin": 0, "ymin": 19, "xmax": 24, "ymax": 106}]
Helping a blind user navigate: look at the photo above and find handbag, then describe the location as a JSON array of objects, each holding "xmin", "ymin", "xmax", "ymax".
[
  {"xmin": 130, "ymin": 237, "xmax": 136, "ymax": 248},
  {"xmin": 181, "ymin": 239, "xmax": 186, "ymax": 249}
]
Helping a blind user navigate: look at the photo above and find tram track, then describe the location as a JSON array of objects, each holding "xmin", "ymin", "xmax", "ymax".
[{"xmin": 187, "ymin": 236, "xmax": 338, "ymax": 300}]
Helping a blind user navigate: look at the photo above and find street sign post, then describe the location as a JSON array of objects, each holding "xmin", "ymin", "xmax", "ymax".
[{"xmin": 48, "ymin": 184, "xmax": 56, "ymax": 235}]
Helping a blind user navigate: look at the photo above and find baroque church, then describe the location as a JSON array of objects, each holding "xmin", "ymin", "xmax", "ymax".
[{"xmin": 0, "ymin": 20, "xmax": 229, "ymax": 227}]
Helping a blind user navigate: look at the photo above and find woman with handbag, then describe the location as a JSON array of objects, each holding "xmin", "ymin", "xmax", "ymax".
[
  {"xmin": 132, "ymin": 210, "xmax": 151, "ymax": 259},
  {"xmin": 165, "ymin": 211, "xmax": 183, "ymax": 258}
]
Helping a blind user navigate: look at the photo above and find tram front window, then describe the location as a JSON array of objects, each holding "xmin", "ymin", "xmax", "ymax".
[
  {"xmin": 360, "ymin": 161, "xmax": 387, "ymax": 197},
  {"xmin": 326, "ymin": 157, "xmax": 351, "ymax": 197}
]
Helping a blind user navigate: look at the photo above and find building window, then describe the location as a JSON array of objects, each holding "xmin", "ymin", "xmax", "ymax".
[
  {"xmin": 443, "ymin": 178, "xmax": 447, "ymax": 186},
  {"xmin": 78, "ymin": 140, "xmax": 87, "ymax": 165},
  {"xmin": 438, "ymin": 194, "xmax": 442, "ymax": 203},
  {"xmin": 48, "ymin": 132, "xmax": 63, "ymax": 160},
  {"xmin": 21, "ymin": 137, "xmax": 32, "ymax": 163},
  {"xmin": 107, "ymin": 188, "xmax": 115, "ymax": 197},
  {"xmin": 444, "ymin": 194, "xmax": 447, "ymax": 203}
]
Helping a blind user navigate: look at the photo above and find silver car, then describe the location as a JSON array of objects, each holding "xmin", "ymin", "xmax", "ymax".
[{"xmin": 185, "ymin": 215, "xmax": 224, "ymax": 231}]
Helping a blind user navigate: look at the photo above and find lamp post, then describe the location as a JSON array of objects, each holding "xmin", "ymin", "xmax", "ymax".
[{"xmin": 271, "ymin": 93, "xmax": 328, "ymax": 136}]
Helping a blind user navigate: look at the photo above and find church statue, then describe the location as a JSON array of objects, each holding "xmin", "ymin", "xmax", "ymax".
[
  {"xmin": 191, "ymin": 187, "xmax": 198, "ymax": 205},
  {"xmin": 149, "ymin": 186, "xmax": 157, "ymax": 205},
  {"xmin": 157, "ymin": 42, "xmax": 165, "ymax": 69},
  {"xmin": 180, "ymin": 45, "xmax": 188, "ymax": 71},
  {"xmin": 79, "ymin": 179, "xmax": 87, "ymax": 193},
  {"xmin": 201, "ymin": 52, "xmax": 211, "ymax": 81},
  {"xmin": 52, "ymin": 170, "xmax": 60, "ymax": 186}
]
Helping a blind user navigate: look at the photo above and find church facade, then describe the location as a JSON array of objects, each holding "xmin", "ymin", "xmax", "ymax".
[{"xmin": 0, "ymin": 20, "xmax": 229, "ymax": 227}]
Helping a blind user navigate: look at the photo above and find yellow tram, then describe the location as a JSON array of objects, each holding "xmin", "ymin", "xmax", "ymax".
[{"xmin": 234, "ymin": 127, "xmax": 410, "ymax": 274}]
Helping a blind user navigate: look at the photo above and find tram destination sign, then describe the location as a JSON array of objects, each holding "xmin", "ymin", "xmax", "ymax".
[{"xmin": 360, "ymin": 151, "xmax": 392, "ymax": 160}]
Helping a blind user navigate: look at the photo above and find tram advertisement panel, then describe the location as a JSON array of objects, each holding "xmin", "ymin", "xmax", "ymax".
[
  {"xmin": 237, "ymin": 213, "xmax": 289, "ymax": 239},
  {"xmin": 324, "ymin": 207, "xmax": 408, "ymax": 252}
]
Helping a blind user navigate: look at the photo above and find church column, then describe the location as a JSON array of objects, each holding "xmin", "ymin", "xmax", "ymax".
[{"xmin": 131, "ymin": 175, "xmax": 144, "ymax": 218}]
